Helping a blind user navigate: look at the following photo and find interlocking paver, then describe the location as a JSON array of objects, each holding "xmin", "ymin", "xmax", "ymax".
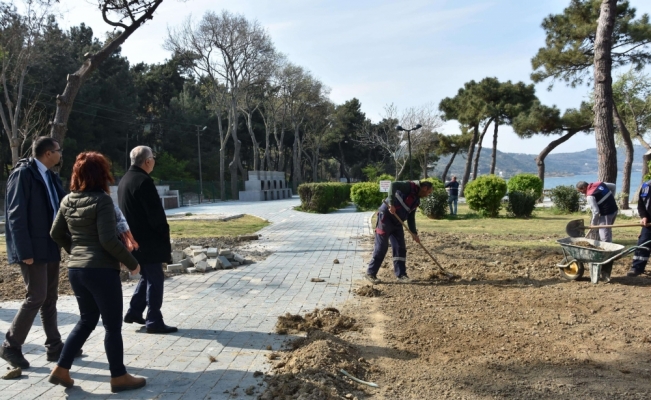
[{"xmin": 0, "ymin": 197, "xmax": 373, "ymax": 398}]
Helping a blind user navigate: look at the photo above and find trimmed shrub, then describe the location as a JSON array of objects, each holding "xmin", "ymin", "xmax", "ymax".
[
  {"xmin": 419, "ymin": 187, "xmax": 449, "ymax": 219},
  {"xmin": 421, "ymin": 177, "xmax": 445, "ymax": 190},
  {"xmin": 376, "ymin": 173, "xmax": 394, "ymax": 183},
  {"xmin": 298, "ymin": 183, "xmax": 351, "ymax": 213},
  {"xmin": 549, "ymin": 185, "xmax": 581, "ymax": 213},
  {"xmin": 506, "ymin": 190, "xmax": 538, "ymax": 218},
  {"xmin": 351, "ymin": 182, "xmax": 386, "ymax": 211},
  {"xmin": 507, "ymin": 173, "xmax": 543, "ymax": 199},
  {"xmin": 464, "ymin": 175, "xmax": 508, "ymax": 217}
]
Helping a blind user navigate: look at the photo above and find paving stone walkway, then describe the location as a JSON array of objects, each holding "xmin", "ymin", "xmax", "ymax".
[{"xmin": 0, "ymin": 198, "xmax": 374, "ymax": 399}]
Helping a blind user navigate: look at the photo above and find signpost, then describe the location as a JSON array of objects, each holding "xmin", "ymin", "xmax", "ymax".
[{"xmin": 379, "ymin": 180, "xmax": 391, "ymax": 193}]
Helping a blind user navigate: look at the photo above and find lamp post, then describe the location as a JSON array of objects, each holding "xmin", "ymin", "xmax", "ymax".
[
  {"xmin": 395, "ymin": 124, "xmax": 422, "ymax": 180},
  {"xmin": 196, "ymin": 125, "xmax": 207, "ymax": 203}
]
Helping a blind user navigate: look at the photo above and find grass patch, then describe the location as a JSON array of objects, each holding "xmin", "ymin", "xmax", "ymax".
[
  {"xmin": 372, "ymin": 204, "xmax": 641, "ymax": 251},
  {"xmin": 294, "ymin": 202, "xmax": 352, "ymax": 214},
  {"xmin": 169, "ymin": 215, "xmax": 269, "ymax": 238}
]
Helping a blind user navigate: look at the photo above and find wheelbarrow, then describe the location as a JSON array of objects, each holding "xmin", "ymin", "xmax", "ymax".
[{"xmin": 556, "ymin": 238, "xmax": 651, "ymax": 283}]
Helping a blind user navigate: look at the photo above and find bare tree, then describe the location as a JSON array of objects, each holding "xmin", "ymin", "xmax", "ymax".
[
  {"xmin": 0, "ymin": 1, "xmax": 50, "ymax": 165},
  {"xmin": 301, "ymin": 99, "xmax": 333, "ymax": 182},
  {"xmin": 356, "ymin": 104, "xmax": 404, "ymax": 179},
  {"xmin": 277, "ymin": 63, "xmax": 324, "ymax": 191},
  {"xmin": 408, "ymin": 103, "xmax": 443, "ymax": 178},
  {"xmin": 238, "ymin": 42, "xmax": 277, "ymax": 172},
  {"xmin": 49, "ymin": 0, "xmax": 164, "ymax": 144},
  {"xmin": 166, "ymin": 16, "xmax": 233, "ymax": 200}
]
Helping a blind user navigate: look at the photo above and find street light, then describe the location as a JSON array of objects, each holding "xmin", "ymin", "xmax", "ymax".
[
  {"xmin": 197, "ymin": 125, "xmax": 207, "ymax": 203},
  {"xmin": 395, "ymin": 124, "xmax": 422, "ymax": 180}
]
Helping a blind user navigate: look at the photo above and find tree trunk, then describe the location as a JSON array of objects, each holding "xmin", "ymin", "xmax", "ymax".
[
  {"xmin": 593, "ymin": 0, "xmax": 618, "ymax": 183},
  {"xmin": 460, "ymin": 124, "xmax": 479, "ymax": 197},
  {"xmin": 490, "ymin": 120, "xmax": 499, "ymax": 175},
  {"xmin": 441, "ymin": 149, "xmax": 459, "ymax": 181},
  {"xmin": 229, "ymin": 101, "xmax": 240, "ymax": 200},
  {"xmin": 244, "ymin": 111, "xmax": 260, "ymax": 171},
  {"xmin": 292, "ymin": 124, "xmax": 302, "ymax": 191},
  {"xmin": 277, "ymin": 125, "xmax": 285, "ymax": 173},
  {"xmin": 472, "ymin": 119, "xmax": 493, "ymax": 179},
  {"xmin": 613, "ymin": 104, "xmax": 633, "ymax": 209},
  {"xmin": 261, "ymin": 113, "xmax": 272, "ymax": 171},
  {"xmin": 49, "ymin": 1, "xmax": 162, "ymax": 144},
  {"xmin": 535, "ymin": 130, "xmax": 582, "ymax": 193}
]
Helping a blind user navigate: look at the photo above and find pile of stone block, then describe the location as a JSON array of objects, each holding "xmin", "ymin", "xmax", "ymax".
[{"xmin": 166, "ymin": 245, "xmax": 249, "ymax": 273}]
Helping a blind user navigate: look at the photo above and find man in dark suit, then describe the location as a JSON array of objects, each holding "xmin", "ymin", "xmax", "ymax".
[
  {"xmin": 119, "ymin": 146, "xmax": 177, "ymax": 334},
  {"xmin": 1, "ymin": 137, "xmax": 69, "ymax": 368}
]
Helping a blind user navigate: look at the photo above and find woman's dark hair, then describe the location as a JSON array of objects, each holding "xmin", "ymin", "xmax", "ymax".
[
  {"xmin": 70, "ymin": 152, "xmax": 114, "ymax": 193},
  {"xmin": 32, "ymin": 137, "xmax": 59, "ymax": 157},
  {"xmin": 420, "ymin": 181, "xmax": 433, "ymax": 189}
]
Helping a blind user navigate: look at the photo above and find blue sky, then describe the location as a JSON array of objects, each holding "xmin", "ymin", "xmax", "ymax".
[{"xmin": 56, "ymin": 0, "xmax": 651, "ymax": 155}]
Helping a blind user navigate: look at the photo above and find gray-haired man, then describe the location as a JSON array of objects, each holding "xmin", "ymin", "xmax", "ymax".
[{"xmin": 118, "ymin": 146, "xmax": 177, "ymax": 334}]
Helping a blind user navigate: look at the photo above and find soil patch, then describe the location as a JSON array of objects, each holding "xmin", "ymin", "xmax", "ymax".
[
  {"xmin": 264, "ymin": 231, "xmax": 651, "ymax": 399},
  {"xmin": 0, "ymin": 251, "xmax": 74, "ymax": 301},
  {"xmin": 572, "ymin": 241, "xmax": 602, "ymax": 249},
  {"xmin": 263, "ymin": 324, "xmax": 372, "ymax": 400},
  {"xmin": 354, "ymin": 285, "xmax": 382, "ymax": 297},
  {"xmin": 276, "ymin": 308, "xmax": 358, "ymax": 335},
  {"xmin": 0, "ymin": 235, "xmax": 270, "ymax": 301}
]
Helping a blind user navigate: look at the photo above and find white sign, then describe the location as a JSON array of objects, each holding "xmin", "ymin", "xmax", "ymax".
[{"xmin": 379, "ymin": 180, "xmax": 391, "ymax": 193}]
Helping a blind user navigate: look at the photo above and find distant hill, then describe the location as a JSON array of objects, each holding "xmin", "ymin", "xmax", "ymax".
[{"xmin": 430, "ymin": 145, "xmax": 646, "ymax": 179}]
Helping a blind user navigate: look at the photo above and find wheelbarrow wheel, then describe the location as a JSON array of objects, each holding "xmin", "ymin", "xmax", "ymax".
[{"xmin": 559, "ymin": 257, "xmax": 584, "ymax": 280}]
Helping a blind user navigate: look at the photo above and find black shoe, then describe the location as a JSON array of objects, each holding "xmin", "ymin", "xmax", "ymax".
[
  {"xmin": 124, "ymin": 314, "xmax": 146, "ymax": 325},
  {"xmin": 365, "ymin": 273, "xmax": 381, "ymax": 284},
  {"xmin": 146, "ymin": 325, "xmax": 178, "ymax": 334},
  {"xmin": 627, "ymin": 268, "xmax": 643, "ymax": 277},
  {"xmin": 47, "ymin": 347, "xmax": 83, "ymax": 362},
  {"xmin": 0, "ymin": 346, "xmax": 29, "ymax": 369}
]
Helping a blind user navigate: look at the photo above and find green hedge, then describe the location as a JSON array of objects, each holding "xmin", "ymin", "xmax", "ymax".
[
  {"xmin": 421, "ymin": 177, "xmax": 445, "ymax": 190},
  {"xmin": 464, "ymin": 175, "xmax": 507, "ymax": 217},
  {"xmin": 549, "ymin": 185, "xmax": 581, "ymax": 213},
  {"xmin": 298, "ymin": 183, "xmax": 351, "ymax": 213},
  {"xmin": 420, "ymin": 187, "xmax": 449, "ymax": 219},
  {"xmin": 507, "ymin": 173, "xmax": 543, "ymax": 199},
  {"xmin": 351, "ymin": 182, "xmax": 387, "ymax": 211},
  {"xmin": 506, "ymin": 190, "xmax": 538, "ymax": 218}
]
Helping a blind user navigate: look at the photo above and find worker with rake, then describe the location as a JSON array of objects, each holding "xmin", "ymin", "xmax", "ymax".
[{"xmin": 366, "ymin": 180, "xmax": 433, "ymax": 284}]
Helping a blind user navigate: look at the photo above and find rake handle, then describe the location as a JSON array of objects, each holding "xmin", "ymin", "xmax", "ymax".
[
  {"xmin": 381, "ymin": 200, "xmax": 451, "ymax": 276},
  {"xmin": 585, "ymin": 223, "xmax": 650, "ymax": 229}
]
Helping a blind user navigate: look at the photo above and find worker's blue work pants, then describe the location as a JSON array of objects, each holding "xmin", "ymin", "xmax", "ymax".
[{"xmin": 367, "ymin": 211, "xmax": 407, "ymax": 277}]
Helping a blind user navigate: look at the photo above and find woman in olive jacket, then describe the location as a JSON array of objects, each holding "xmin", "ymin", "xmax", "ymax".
[{"xmin": 48, "ymin": 152, "xmax": 146, "ymax": 393}]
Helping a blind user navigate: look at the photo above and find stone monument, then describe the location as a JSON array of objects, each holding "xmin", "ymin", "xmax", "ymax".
[{"xmin": 239, "ymin": 171, "xmax": 292, "ymax": 201}]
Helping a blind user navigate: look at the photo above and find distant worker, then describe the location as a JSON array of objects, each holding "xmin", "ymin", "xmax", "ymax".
[
  {"xmin": 445, "ymin": 176, "xmax": 459, "ymax": 215},
  {"xmin": 576, "ymin": 181, "xmax": 618, "ymax": 242},
  {"xmin": 627, "ymin": 179, "xmax": 651, "ymax": 277},
  {"xmin": 366, "ymin": 180, "xmax": 434, "ymax": 284}
]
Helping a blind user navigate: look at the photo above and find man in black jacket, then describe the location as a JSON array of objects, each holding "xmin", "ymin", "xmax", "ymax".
[
  {"xmin": 1, "ymin": 137, "xmax": 67, "ymax": 368},
  {"xmin": 119, "ymin": 146, "xmax": 177, "ymax": 334}
]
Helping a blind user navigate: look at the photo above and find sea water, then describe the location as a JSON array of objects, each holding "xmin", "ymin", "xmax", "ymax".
[{"xmin": 544, "ymin": 171, "xmax": 644, "ymax": 198}]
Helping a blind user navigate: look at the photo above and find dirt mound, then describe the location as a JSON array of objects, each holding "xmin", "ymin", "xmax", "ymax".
[
  {"xmin": 276, "ymin": 308, "xmax": 358, "ymax": 335},
  {"xmin": 354, "ymin": 285, "xmax": 382, "ymax": 297},
  {"xmin": 261, "ymin": 330, "xmax": 371, "ymax": 400}
]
